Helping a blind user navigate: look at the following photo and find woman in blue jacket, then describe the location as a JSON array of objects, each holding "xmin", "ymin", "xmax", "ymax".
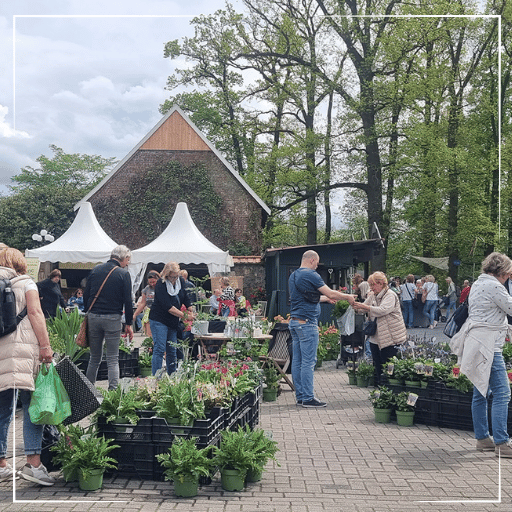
[{"xmin": 148, "ymin": 262, "xmax": 196, "ymax": 375}]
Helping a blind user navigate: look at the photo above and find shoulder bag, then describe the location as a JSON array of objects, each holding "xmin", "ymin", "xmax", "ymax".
[
  {"xmin": 75, "ymin": 266, "xmax": 118, "ymax": 348},
  {"xmin": 292, "ymin": 271, "xmax": 321, "ymax": 304},
  {"xmin": 443, "ymin": 299, "xmax": 469, "ymax": 338}
]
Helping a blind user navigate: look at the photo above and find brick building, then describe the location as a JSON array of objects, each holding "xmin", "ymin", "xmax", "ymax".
[{"xmin": 78, "ymin": 105, "xmax": 270, "ymax": 254}]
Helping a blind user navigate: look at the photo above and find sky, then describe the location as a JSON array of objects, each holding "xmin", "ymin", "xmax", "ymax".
[{"xmin": 0, "ymin": 0, "xmax": 240, "ymax": 191}]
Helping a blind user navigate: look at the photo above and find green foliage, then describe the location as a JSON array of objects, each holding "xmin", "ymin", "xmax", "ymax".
[
  {"xmin": 213, "ymin": 427, "xmax": 257, "ymax": 476},
  {"xmin": 242, "ymin": 425, "xmax": 280, "ymax": 472},
  {"xmin": 503, "ymin": 342, "xmax": 512, "ymax": 364},
  {"xmin": 394, "ymin": 392, "xmax": 416, "ymax": 413},
  {"xmin": 60, "ymin": 428, "xmax": 119, "ymax": 480},
  {"xmin": 332, "ymin": 300, "xmax": 350, "ymax": 319},
  {"xmin": 96, "ymin": 387, "xmax": 146, "ymax": 425},
  {"xmin": 50, "ymin": 424, "xmax": 91, "ymax": 468},
  {"xmin": 263, "ymin": 362, "xmax": 280, "ymax": 390},
  {"xmin": 0, "ymin": 145, "xmax": 115, "ymax": 250},
  {"xmin": 155, "ymin": 437, "xmax": 214, "ymax": 483},
  {"xmin": 154, "ymin": 378, "xmax": 206, "ymax": 425},
  {"xmin": 369, "ymin": 386, "xmax": 395, "ymax": 409},
  {"xmin": 46, "ymin": 309, "xmax": 87, "ymax": 362},
  {"xmin": 356, "ymin": 361, "xmax": 374, "ymax": 379},
  {"xmin": 445, "ymin": 371, "xmax": 474, "ymax": 394}
]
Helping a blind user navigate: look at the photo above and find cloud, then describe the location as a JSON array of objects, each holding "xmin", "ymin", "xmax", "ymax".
[{"xmin": 0, "ymin": 106, "xmax": 30, "ymax": 139}]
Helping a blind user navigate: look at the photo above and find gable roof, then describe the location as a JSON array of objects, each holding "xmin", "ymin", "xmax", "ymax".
[
  {"xmin": 25, "ymin": 202, "xmax": 118, "ymax": 263},
  {"xmin": 77, "ymin": 105, "xmax": 270, "ymax": 214}
]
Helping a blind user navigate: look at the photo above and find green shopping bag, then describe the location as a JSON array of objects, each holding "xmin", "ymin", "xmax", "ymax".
[{"xmin": 28, "ymin": 363, "xmax": 72, "ymax": 425}]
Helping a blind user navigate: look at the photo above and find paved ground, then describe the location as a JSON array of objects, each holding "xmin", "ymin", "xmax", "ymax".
[{"xmin": 2, "ymin": 325, "xmax": 512, "ymax": 511}]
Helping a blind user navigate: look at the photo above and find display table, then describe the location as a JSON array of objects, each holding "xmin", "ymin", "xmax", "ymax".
[{"xmin": 194, "ymin": 333, "xmax": 273, "ymax": 357}]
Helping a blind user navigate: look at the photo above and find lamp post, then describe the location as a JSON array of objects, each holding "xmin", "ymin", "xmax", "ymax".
[{"xmin": 32, "ymin": 229, "xmax": 55, "ymax": 244}]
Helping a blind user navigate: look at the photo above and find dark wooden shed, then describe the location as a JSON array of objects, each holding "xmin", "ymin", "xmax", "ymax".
[{"xmin": 264, "ymin": 239, "xmax": 384, "ymax": 324}]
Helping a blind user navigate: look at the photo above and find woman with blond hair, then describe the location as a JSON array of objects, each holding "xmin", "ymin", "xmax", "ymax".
[
  {"xmin": 148, "ymin": 262, "xmax": 196, "ymax": 375},
  {"xmin": 353, "ymin": 271, "xmax": 407, "ymax": 386},
  {"xmin": 0, "ymin": 248, "xmax": 56, "ymax": 485}
]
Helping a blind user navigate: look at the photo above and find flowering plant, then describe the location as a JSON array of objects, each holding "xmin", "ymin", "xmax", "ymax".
[{"xmin": 249, "ymin": 287, "xmax": 267, "ymax": 303}]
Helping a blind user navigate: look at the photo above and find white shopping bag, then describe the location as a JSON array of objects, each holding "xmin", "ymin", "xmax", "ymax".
[{"xmin": 337, "ymin": 307, "xmax": 355, "ymax": 336}]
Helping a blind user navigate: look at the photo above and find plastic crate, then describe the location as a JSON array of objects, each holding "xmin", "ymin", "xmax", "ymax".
[
  {"xmin": 435, "ymin": 382, "xmax": 473, "ymax": 404},
  {"xmin": 248, "ymin": 384, "xmax": 262, "ymax": 406},
  {"xmin": 248, "ymin": 401, "xmax": 260, "ymax": 428},
  {"xmin": 75, "ymin": 348, "xmax": 139, "ymax": 380},
  {"xmin": 151, "ymin": 413, "xmax": 224, "ymax": 447},
  {"xmin": 232, "ymin": 407, "xmax": 252, "ymax": 430},
  {"xmin": 106, "ymin": 441, "xmax": 156, "ymax": 480},
  {"xmin": 97, "ymin": 416, "xmax": 153, "ymax": 443},
  {"xmin": 437, "ymin": 401, "xmax": 474, "ymax": 430},
  {"xmin": 414, "ymin": 398, "xmax": 440, "ymax": 427}
]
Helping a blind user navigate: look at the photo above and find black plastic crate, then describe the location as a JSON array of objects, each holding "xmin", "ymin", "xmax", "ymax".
[
  {"xmin": 248, "ymin": 384, "xmax": 262, "ymax": 405},
  {"xmin": 151, "ymin": 413, "xmax": 224, "ymax": 447},
  {"xmin": 435, "ymin": 382, "xmax": 473, "ymax": 404},
  {"xmin": 232, "ymin": 407, "xmax": 252, "ymax": 430},
  {"xmin": 106, "ymin": 441, "xmax": 155, "ymax": 480},
  {"xmin": 414, "ymin": 397, "xmax": 440, "ymax": 427},
  {"xmin": 437, "ymin": 401, "xmax": 474, "ymax": 430},
  {"xmin": 97, "ymin": 416, "xmax": 153, "ymax": 443},
  {"xmin": 248, "ymin": 401, "xmax": 260, "ymax": 428},
  {"xmin": 75, "ymin": 348, "xmax": 139, "ymax": 380}
]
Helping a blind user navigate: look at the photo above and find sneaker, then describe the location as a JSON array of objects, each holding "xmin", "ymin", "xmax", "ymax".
[
  {"xmin": 476, "ymin": 437, "xmax": 495, "ymax": 452},
  {"xmin": 0, "ymin": 463, "xmax": 13, "ymax": 482},
  {"xmin": 495, "ymin": 441, "xmax": 512, "ymax": 458},
  {"xmin": 296, "ymin": 400, "xmax": 303, "ymax": 405},
  {"xmin": 302, "ymin": 398, "xmax": 327, "ymax": 408},
  {"xmin": 19, "ymin": 463, "xmax": 55, "ymax": 486},
  {"xmin": 433, "ymin": 321, "xmax": 438, "ymax": 328}
]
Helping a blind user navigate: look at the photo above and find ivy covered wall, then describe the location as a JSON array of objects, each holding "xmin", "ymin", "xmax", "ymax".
[{"xmin": 89, "ymin": 150, "xmax": 265, "ymax": 253}]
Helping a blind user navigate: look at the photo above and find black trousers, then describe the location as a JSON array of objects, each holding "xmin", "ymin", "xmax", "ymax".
[{"xmin": 370, "ymin": 342, "xmax": 399, "ymax": 386}]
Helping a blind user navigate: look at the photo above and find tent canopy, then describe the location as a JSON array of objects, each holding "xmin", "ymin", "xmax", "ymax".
[
  {"xmin": 25, "ymin": 202, "xmax": 118, "ymax": 263},
  {"xmin": 130, "ymin": 202, "xmax": 233, "ymax": 274}
]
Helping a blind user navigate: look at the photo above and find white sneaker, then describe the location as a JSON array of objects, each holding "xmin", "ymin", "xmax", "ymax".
[
  {"xmin": 0, "ymin": 463, "xmax": 14, "ymax": 482},
  {"xmin": 19, "ymin": 463, "xmax": 55, "ymax": 486},
  {"xmin": 433, "ymin": 321, "xmax": 438, "ymax": 328}
]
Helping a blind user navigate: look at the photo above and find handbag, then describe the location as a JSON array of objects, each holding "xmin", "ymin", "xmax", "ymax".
[
  {"xmin": 443, "ymin": 301, "xmax": 469, "ymax": 338},
  {"xmin": 363, "ymin": 318, "xmax": 377, "ymax": 336},
  {"xmin": 75, "ymin": 266, "xmax": 118, "ymax": 348},
  {"xmin": 28, "ymin": 363, "xmax": 72, "ymax": 425},
  {"xmin": 55, "ymin": 356, "xmax": 103, "ymax": 425}
]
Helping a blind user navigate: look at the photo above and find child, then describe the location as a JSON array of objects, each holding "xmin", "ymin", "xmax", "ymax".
[
  {"xmin": 235, "ymin": 288, "xmax": 249, "ymax": 317},
  {"xmin": 210, "ymin": 288, "xmax": 221, "ymax": 315}
]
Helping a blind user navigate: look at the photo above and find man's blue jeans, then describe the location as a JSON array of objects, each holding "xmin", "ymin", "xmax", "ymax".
[
  {"xmin": 289, "ymin": 319, "xmax": 319, "ymax": 402},
  {"xmin": 149, "ymin": 320, "xmax": 178, "ymax": 375},
  {"xmin": 423, "ymin": 300, "xmax": 437, "ymax": 326},
  {"xmin": 472, "ymin": 352, "xmax": 510, "ymax": 445},
  {"xmin": 0, "ymin": 389, "xmax": 43, "ymax": 459},
  {"xmin": 402, "ymin": 300, "xmax": 414, "ymax": 328}
]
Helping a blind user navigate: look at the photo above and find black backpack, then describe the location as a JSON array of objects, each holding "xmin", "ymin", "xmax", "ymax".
[{"xmin": 0, "ymin": 278, "xmax": 27, "ymax": 336}]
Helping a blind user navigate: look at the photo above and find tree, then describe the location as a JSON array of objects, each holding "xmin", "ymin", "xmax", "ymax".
[{"xmin": 0, "ymin": 146, "xmax": 116, "ymax": 250}]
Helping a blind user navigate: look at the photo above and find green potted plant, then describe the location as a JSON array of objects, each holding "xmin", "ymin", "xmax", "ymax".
[
  {"xmin": 213, "ymin": 427, "xmax": 256, "ymax": 491},
  {"xmin": 47, "ymin": 308, "xmax": 88, "ymax": 362},
  {"xmin": 262, "ymin": 362, "xmax": 280, "ymax": 402},
  {"xmin": 356, "ymin": 361, "xmax": 374, "ymax": 387},
  {"xmin": 154, "ymin": 378, "xmax": 206, "ymax": 429},
  {"xmin": 346, "ymin": 361, "xmax": 357, "ymax": 385},
  {"xmin": 394, "ymin": 391, "xmax": 416, "ymax": 426},
  {"xmin": 242, "ymin": 426, "xmax": 280, "ymax": 483},
  {"xmin": 50, "ymin": 424, "xmax": 90, "ymax": 482},
  {"xmin": 60, "ymin": 429, "xmax": 119, "ymax": 490},
  {"xmin": 96, "ymin": 386, "xmax": 146, "ymax": 427},
  {"xmin": 387, "ymin": 357, "xmax": 406, "ymax": 386},
  {"xmin": 155, "ymin": 437, "xmax": 214, "ymax": 497},
  {"xmin": 138, "ymin": 351, "xmax": 153, "ymax": 377},
  {"xmin": 401, "ymin": 359, "xmax": 421, "ymax": 388},
  {"xmin": 368, "ymin": 386, "xmax": 395, "ymax": 424}
]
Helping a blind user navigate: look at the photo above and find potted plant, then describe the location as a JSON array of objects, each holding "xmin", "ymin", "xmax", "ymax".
[
  {"xmin": 138, "ymin": 351, "xmax": 153, "ymax": 377},
  {"xmin": 155, "ymin": 437, "xmax": 214, "ymax": 497},
  {"xmin": 50, "ymin": 424, "xmax": 90, "ymax": 482},
  {"xmin": 242, "ymin": 426, "xmax": 280, "ymax": 483},
  {"xmin": 387, "ymin": 357, "xmax": 406, "ymax": 386},
  {"xmin": 96, "ymin": 386, "xmax": 146, "ymax": 427},
  {"xmin": 262, "ymin": 362, "xmax": 280, "ymax": 402},
  {"xmin": 192, "ymin": 311, "xmax": 211, "ymax": 335},
  {"xmin": 368, "ymin": 386, "xmax": 395, "ymax": 424},
  {"xmin": 394, "ymin": 391, "xmax": 416, "ymax": 426},
  {"xmin": 213, "ymin": 427, "xmax": 256, "ymax": 491},
  {"xmin": 154, "ymin": 378, "xmax": 206, "ymax": 429},
  {"xmin": 401, "ymin": 359, "xmax": 421, "ymax": 388},
  {"xmin": 316, "ymin": 339, "xmax": 327, "ymax": 368},
  {"xmin": 47, "ymin": 308, "xmax": 88, "ymax": 363},
  {"xmin": 355, "ymin": 361, "xmax": 374, "ymax": 387},
  {"xmin": 346, "ymin": 361, "xmax": 357, "ymax": 385},
  {"xmin": 60, "ymin": 429, "xmax": 119, "ymax": 490}
]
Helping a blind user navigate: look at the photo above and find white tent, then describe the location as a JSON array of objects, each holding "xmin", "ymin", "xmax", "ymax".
[
  {"xmin": 130, "ymin": 202, "xmax": 233, "ymax": 291},
  {"xmin": 25, "ymin": 202, "xmax": 118, "ymax": 263}
]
